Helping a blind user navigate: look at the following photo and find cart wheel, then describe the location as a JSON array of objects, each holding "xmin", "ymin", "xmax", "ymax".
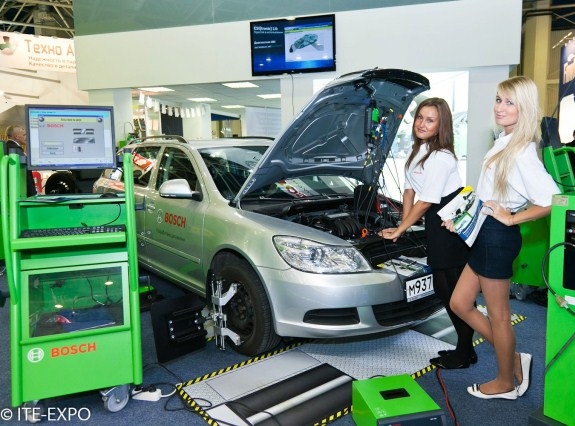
[
  {"xmin": 101, "ymin": 384, "xmax": 130, "ymax": 412},
  {"xmin": 22, "ymin": 400, "xmax": 44, "ymax": 423}
]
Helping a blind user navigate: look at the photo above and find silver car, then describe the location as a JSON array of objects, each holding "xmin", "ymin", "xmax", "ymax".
[{"xmin": 93, "ymin": 68, "xmax": 441, "ymax": 356}]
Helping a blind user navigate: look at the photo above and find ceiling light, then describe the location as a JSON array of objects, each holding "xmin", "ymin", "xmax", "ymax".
[
  {"xmin": 221, "ymin": 105, "xmax": 245, "ymax": 109},
  {"xmin": 138, "ymin": 86, "xmax": 174, "ymax": 92},
  {"xmin": 187, "ymin": 97, "xmax": 217, "ymax": 102},
  {"xmin": 257, "ymin": 94, "xmax": 281, "ymax": 99},
  {"xmin": 222, "ymin": 82, "xmax": 259, "ymax": 89}
]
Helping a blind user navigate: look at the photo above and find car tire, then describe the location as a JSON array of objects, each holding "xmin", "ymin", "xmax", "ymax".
[
  {"xmin": 211, "ymin": 253, "xmax": 281, "ymax": 356},
  {"xmin": 44, "ymin": 172, "xmax": 77, "ymax": 194}
]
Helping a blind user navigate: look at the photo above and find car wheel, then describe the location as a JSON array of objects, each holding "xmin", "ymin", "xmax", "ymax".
[
  {"xmin": 44, "ymin": 172, "xmax": 77, "ymax": 194},
  {"xmin": 212, "ymin": 253, "xmax": 281, "ymax": 356}
]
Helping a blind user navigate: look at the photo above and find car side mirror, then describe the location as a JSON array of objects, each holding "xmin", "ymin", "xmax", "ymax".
[{"xmin": 159, "ymin": 179, "xmax": 203, "ymax": 201}]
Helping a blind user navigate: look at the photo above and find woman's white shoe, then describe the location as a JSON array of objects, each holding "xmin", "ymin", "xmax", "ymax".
[
  {"xmin": 467, "ymin": 383, "xmax": 518, "ymax": 400},
  {"xmin": 517, "ymin": 353, "xmax": 532, "ymax": 397}
]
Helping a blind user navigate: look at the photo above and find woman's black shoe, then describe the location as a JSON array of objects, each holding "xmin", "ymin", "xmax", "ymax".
[
  {"xmin": 430, "ymin": 351, "xmax": 474, "ymax": 369},
  {"xmin": 437, "ymin": 348, "xmax": 478, "ymax": 364}
]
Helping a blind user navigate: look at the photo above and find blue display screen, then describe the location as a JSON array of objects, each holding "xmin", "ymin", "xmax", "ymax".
[{"xmin": 250, "ymin": 14, "xmax": 336, "ymax": 76}]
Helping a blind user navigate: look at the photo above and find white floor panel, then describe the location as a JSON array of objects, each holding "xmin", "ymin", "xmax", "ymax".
[
  {"xmin": 299, "ymin": 329, "xmax": 453, "ymax": 379},
  {"xmin": 182, "ymin": 349, "xmax": 322, "ymax": 407},
  {"xmin": 206, "ymin": 349, "xmax": 321, "ymax": 400}
]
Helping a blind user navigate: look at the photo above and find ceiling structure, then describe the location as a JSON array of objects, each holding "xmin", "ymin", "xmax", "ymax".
[{"xmin": 1, "ymin": 0, "xmax": 575, "ymax": 111}]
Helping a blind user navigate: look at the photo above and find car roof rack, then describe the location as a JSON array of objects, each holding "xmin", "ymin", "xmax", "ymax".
[{"xmin": 133, "ymin": 135, "xmax": 187, "ymax": 144}]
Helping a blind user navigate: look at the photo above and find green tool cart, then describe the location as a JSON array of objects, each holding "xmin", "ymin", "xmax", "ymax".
[
  {"xmin": 511, "ymin": 144, "xmax": 575, "ymax": 297},
  {"xmin": 543, "ymin": 193, "xmax": 575, "ymax": 425},
  {"xmin": 0, "ymin": 151, "xmax": 142, "ymax": 415}
]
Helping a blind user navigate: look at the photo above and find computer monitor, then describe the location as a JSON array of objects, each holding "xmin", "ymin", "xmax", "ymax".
[{"xmin": 25, "ymin": 104, "xmax": 117, "ymax": 171}]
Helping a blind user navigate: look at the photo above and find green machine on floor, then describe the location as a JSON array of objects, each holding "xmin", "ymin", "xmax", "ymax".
[{"xmin": 352, "ymin": 374, "xmax": 445, "ymax": 425}]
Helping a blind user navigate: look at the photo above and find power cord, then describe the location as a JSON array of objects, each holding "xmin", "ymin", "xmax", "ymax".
[
  {"xmin": 139, "ymin": 362, "xmax": 219, "ymax": 423},
  {"xmin": 435, "ymin": 368, "xmax": 459, "ymax": 426},
  {"xmin": 540, "ymin": 241, "xmax": 575, "ymax": 373}
]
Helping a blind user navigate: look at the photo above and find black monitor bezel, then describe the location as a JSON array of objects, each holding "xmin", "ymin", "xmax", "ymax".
[{"xmin": 250, "ymin": 13, "xmax": 336, "ymax": 77}]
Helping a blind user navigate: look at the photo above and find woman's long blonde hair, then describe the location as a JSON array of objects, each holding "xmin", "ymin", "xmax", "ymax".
[{"xmin": 486, "ymin": 76, "xmax": 540, "ymax": 201}]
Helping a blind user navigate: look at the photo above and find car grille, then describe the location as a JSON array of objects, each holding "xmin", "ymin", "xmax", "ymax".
[
  {"xmin": 302, "ymin": 295, "xmax": 442, "ymax": 328},
  {"xmin": 373, "ymin": 294, "xmax": 443, "ymax": 327},
  {"xmin": 303, "ymin": 308, "xmax": 360, "ymax": 325}
]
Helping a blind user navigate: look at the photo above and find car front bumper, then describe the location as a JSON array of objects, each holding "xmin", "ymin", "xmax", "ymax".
[{"xmin": 258, "ymin": 267, "xmax": 443, "ymax": 338}]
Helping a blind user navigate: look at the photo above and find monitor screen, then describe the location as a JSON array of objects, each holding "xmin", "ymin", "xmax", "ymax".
[
  {"xmin": 26, "ymin": 104, "xmax": 117, "ymax": 171},
  {"xmin": 250, "ymin": 14, "xmax": 336, "ymax": 77}
]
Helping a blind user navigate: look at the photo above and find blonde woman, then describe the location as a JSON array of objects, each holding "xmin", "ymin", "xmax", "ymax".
[{"xmin": 448, "ymin": 76, "xmax": 560, "ymax": 400}]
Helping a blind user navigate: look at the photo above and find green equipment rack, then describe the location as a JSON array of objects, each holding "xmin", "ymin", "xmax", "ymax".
[
  {"xmin": 543, "ymin": 193, "xmax": 575, "ymax": 425},
  {"xmin": 0, "ymin": 151, "xmax": 142, "ymax": 415},
  {"xmin": 511, "ymin": 145, "xmax": 575, "ymax": 294}
]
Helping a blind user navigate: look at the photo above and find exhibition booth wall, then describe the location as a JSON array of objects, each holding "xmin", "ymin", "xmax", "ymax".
[{"xmin": 73, "ymin": 0, "xmax": 521, "ymax": 186}]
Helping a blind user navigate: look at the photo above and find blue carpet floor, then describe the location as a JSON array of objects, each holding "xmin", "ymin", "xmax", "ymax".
[{"xmin": 0, "ymin": 267, "xmax": 554, "ymax": 425}]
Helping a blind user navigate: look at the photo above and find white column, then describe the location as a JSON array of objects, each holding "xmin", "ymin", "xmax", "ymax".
[
  {"xmin": 87, "ymin": 88, "xmax": 133, "ymax": 147},
  {"xmin": 466, "ymin": 66, "xmax": 512, "ymax": 186},
  {"xmin": 182, "ymin": 103, "xmax": 212, "ymax": 140}
]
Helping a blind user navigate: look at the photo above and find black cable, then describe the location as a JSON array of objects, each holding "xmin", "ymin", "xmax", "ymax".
[
  {"xmin": 540, "ymin": 241, "xmax": 575, "ymax": 373},
  {"xmin": 80, "ymin": 203, "xmax": 123, "ymax": 227},
  {"xmin": 540, "ymin": 241, "xmax": 575, "ymax": 312},
  {"xmin": 138, "ymin": 362, "xmax": 216, "ymax": 419}
]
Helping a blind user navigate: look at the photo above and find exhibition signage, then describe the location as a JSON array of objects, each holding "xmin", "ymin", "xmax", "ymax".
[
  {"xmin": 0, "ymin": 31, "xmax": 76, "ymax": 72},
  {"xmin": 557, "ymin": 39, "xmax": 575, "ymax": 141}
]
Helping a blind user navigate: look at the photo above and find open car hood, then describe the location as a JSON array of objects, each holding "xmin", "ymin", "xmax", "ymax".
[{"xmin": 235, "ymin": 68, "xmax": 430, "ymax": 203}]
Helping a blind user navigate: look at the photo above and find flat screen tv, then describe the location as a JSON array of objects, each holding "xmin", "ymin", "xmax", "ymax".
[
  {"xmin": 26, "ymin": 104, "xmax": 117, "ymax": 171},
  {"xmin": 250, "ymin": 14, "xmax": 336, "ymax": 77}
]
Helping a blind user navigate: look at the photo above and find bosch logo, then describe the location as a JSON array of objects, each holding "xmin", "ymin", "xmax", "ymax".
[
  {"xmin": 27, "ymin": 348, "xmax": 45, "ymax": 363},
  {"xmin": 51, "ymin": 342, "xmax": 96, "ymax": 358},
  {"xmin": 164, "ymin": 212, "xmax": 186, "ymax": 228}
]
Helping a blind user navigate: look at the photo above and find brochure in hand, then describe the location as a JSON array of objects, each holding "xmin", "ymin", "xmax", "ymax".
[{"xmin": 437, "ymin": 186, "xmax": 486, "ymax": 247}]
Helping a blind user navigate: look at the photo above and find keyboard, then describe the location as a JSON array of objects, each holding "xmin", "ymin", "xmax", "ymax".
[{"xmin": 21, "ymin": 225, "xmax": 126, "ymax": 238}]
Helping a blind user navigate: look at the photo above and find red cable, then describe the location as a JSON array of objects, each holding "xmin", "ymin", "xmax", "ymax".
[{"xmin": 435, "ymin": 368, "xmax": 459, "ymax": 426}]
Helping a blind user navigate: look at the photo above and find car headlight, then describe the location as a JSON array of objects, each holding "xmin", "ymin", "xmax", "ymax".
[{"xmin": 273, "ymin": 236, "xmax": 372, "ymax": 273}]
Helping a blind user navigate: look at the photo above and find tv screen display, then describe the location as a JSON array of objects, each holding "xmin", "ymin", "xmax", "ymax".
[
  {"xmin": 250, "ymin": 14, "xmax": 336, "ymax": 76},
  {"xmin": 26, "ymin": 104, "xmax": 117, "ymax": 171}
]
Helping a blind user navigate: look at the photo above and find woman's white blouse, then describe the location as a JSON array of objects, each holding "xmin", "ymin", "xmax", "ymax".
[
  {"xmin": 404, "ymin": 143, "xmax": 462, "ymax": 203},
  {"xmin": 476, "ymin": 132, "xmax": 560, "ymax": 211}
]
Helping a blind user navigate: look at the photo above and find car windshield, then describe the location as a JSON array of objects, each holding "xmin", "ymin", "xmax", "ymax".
[
  {"xmin": 199, "ymin": 146, "xmax": 359, "ymax": 200},
  {"xmin": 200, "ymin": 146, "xmax": 268, "ymax": 199}
]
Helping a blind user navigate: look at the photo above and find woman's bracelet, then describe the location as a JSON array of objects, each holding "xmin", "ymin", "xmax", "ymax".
[{"xmin": 509, "ymin": 214, "xmax": 515, "ymax": 226}]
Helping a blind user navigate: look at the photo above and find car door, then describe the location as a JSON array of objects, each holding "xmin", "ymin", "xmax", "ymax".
[
  {"xmin": 144, "ymin": 146, "xmax": 207, "ymax": 292},
  {"xmin": 129, "ymin": 145, "xmax": 162, "ymax": 264}
]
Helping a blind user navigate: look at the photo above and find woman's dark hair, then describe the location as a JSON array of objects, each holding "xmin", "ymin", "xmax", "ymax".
[{"xmin": 405, "ymin": 97, "xmax": 455, "ymax": 170}]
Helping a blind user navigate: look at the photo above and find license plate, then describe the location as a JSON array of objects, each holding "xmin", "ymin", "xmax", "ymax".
[{"xmin": 405, "ymin": 274, "xmax": 434, "ymax": 302}]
